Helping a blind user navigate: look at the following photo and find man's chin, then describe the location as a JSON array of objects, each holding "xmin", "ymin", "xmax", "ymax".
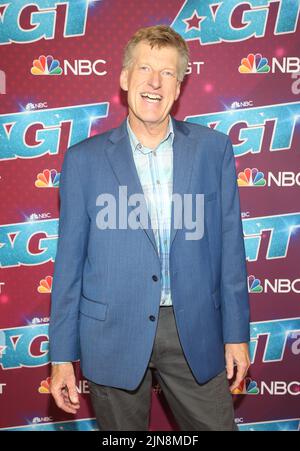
[{"xmin": 134, "ymin": 112, "xmax": 167, "ymax": 125}]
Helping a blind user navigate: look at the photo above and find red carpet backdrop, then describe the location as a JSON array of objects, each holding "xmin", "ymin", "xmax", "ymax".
[{"xmin": 0, "ymin": 0, "xmax": 299, "ymax": 431}]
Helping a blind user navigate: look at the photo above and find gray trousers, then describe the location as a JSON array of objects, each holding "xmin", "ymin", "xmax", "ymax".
[{"xmin": 87, "ymin": 305, "xmax": 237, "ymax": 431}]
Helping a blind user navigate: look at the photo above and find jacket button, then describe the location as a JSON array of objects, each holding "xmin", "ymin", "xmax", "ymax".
[
  {"xmin": 152, "ymin": 275, "xmax": 158, "ymax": 282},
  {"xmin": 149, "ymin": 315, "xmax": 156, "ymax": 321}
]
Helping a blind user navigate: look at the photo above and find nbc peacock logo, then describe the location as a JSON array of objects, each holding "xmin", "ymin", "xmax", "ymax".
[
  {"xmin": 232, "ymin": 378, "xmax": 260, "ymax": 395},
  {"xmin": 237, "ymin": 168, "xmax": 266, "ymax": 187},
  {"xmin": 248, "ymin": 275, "xmax": 263, "ymax": 293},
  {"xmin": 38, "ymin": 377, "xmax": 51, "ymax": 394},
  {"xmin": 31, "ymin": 55, "xmax": 63, "ymax": 76},
  {"xmin": 35, "ymin": 169, "xmax": 60, "ymax": 188},
  {"xmin": 239, "ymin": 53, "xmax": 270, "ymax": 74},
  {"xmin": 37, "ymin": 276, "xmax": 53, "ymax": 294}
]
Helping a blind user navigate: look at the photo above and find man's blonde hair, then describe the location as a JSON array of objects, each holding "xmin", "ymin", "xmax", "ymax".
[{"xmin": 122, "ymin": 25, "xmax": 190, "ymax": 82}]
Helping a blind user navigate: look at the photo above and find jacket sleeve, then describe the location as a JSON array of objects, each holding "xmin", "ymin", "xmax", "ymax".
[
  {"xmin": 49, "ymin": 147, "xmax": 89, "ymax": 361},
  {"xmin": 220, "ymin": 137, "xmax": 250, "ymax": 343}
]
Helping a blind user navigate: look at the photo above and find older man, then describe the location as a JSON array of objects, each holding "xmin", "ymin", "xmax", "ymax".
[{"xmin": 49, "ymin": 25, "xmax": 250, "ymax": 431}]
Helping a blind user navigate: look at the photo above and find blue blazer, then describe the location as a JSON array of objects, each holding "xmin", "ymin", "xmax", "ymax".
[{"xmin": 49, "ymin": 116, "xmax": 250, "ymax": 389}]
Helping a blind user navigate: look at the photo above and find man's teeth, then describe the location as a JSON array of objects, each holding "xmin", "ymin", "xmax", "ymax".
[{"xmin": 141, "ymin": 93, "xmax": 162, "ymax": 102}]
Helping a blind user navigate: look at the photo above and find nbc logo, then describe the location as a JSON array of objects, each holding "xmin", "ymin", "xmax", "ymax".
[
  {"xmin": 248, "ymin": 275, "xmax": 263, "ymax": 293},
  {"xmin": 32, "ymin": 417, "xmax": 53, "ymax": 424},
  {"xmin": 232, "ymin": 378, "xmax": 259, "ymax": 395},
  {"xmin": 37, "ymin": 276, "xmax": 53, "ymax": 294},
  {"xmin": 237, "ymin": 168, "xmax": 266, "ymax": 187},
  {"xmin": 35, "ymin": 169, "xmax": 60, "ymax": 188},
  {"xmin": 239, "ymin": 53, "xmax": 270, "ymax": 74},
  {"xmin": 239, "ymin": 53, "xmax": 300, "ymax": 74},
  {"xmin": 31, "ymin": 55, "xmax": 107, "ymax": 76},
  {"xmin": 248, "ymin": 276, "xmax": 300, "ymax": 294},
  {"xmin": 233, "ymin": 380, "xmax": 300, "ymax": 396},
  {"xmin": 39, "ymin": 377, "xmax": 51, "ymax": 394},
  {"xmin": 31, "ymin": 55, "xmax": 62, "ymax": 75},
  {"xmin": 238, "ymin": 168, "xmax": 300, "ymax": 187}
]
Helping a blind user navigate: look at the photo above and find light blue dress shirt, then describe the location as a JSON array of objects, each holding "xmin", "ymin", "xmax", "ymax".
[{"xmin": 126, "ymin": 115, "xmax": 174, "ymax": 307}]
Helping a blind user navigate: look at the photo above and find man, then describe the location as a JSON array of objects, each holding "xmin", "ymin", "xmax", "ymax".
[{"xmin": 49, "ymin": 25, "xmax": 250, "ymax": 431}]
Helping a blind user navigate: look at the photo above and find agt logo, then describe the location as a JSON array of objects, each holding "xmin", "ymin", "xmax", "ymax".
[
  {"xmin": 233, "ymin": 378, "xmax": 300, "ymax": 396},
  {"xmin": 239, "ymin": 53, "xmax": 300, "ymax": 74},
  {"xmin": 0, "ymin": 102, "xmax": 109, "ymax": 161},
  {"xmin": 248, "ymin": 275, "xmax": 300, "ymax": 294},
  {"xmin": 31, "ymin": 55, "xmax": 107, "ymax": 76},
  {"xmin": 237, "ymin": 168, "xmax": 300, "ymax": 187},
  {"xmin": 1, "ymin": 418, "xmax": 98, "ymax": 431},
  {"xmin": 242, "ymin": 212, "xmax": 300, "ymax": 262},
  {"xmin": 0, "ymin": 0, "xmax": 101, "ymax": 45},
  {"xmin": 171, "ymin": 0, "xmax": 300, "ymax": 46},
  {"xmin": 185, "ymin": 101, "xmax": 300, "ymax": 157},
  {"xmin": 1, "ymin": 319, "xmax": 300, "ymax": 370},
  {"xmin": 239, "ymin": 419, "xmax": 300, "ymax": 431},
  {"xmin": 0, "ymin": 213, "xmax": 299, "ymax": 270}
]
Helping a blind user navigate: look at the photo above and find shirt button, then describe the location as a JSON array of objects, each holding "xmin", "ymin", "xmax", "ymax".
[
  {"xmin": 152, "ymin": 275, "xmax": 159, "ymax": 282},
  {"xmin": 156, "ymin": 180, "xmax": 160, "ymax": 184},
  {"xmin": 149, "ymin": 315, "xmax": 156, "ymax": 322},
  {"xmin": 152, "ymin": 151, "xmax": 157, "ymax": 156}
]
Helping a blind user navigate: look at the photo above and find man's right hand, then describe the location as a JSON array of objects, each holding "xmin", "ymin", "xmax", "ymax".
[{"xmin": 50, "ymin": 362, "xmax": 80, "ymax": 414}]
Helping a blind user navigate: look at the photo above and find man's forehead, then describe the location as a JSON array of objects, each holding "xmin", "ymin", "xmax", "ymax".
[{"xmin": 132, "ymin": 42, "xmax": 179, "ymax": 63}]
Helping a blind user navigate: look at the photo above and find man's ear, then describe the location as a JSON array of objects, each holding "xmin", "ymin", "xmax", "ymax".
[{"xmin": 120, "ymin": 69, "xmax": 128, "ymax": 92}]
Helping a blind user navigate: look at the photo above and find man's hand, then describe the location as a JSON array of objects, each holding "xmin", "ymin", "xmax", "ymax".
[
  {"xmin": 225, "ymin": 343, "xmax": 250, "ymax": 392},
  {"xmin": 50, "ymin": 363, "xmax": 80, "ymax": 414}
]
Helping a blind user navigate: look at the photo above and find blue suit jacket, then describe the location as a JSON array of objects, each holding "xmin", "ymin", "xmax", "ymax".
[{"xmin": 49, "ymin": 116, "xmax": 250, "ymax": 389}]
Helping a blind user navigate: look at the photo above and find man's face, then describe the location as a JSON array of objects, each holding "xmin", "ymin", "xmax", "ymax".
[{"xmin": 120, "ymin": 41, "xmax": 181, "ymax": 126}]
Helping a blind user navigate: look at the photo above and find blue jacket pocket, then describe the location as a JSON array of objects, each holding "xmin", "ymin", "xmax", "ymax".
[{"xmin": 79, "ymin": 294, "xmax": 108, "ymax": 321}]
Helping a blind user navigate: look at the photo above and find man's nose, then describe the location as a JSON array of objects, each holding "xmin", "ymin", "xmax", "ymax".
[{"xmin": 147, "ymin": 71, "xmax": 162, "ymax": 89}]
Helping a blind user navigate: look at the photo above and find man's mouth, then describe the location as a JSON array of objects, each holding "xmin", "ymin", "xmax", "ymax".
[{"xmin": 140, "ymin": 92, "xmax": 162, "ymax": 103}]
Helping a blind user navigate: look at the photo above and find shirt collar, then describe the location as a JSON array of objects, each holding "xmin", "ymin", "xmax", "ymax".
[{"xmin": 126, "ymin": 115, "xmax": 174, "ymax": 155}]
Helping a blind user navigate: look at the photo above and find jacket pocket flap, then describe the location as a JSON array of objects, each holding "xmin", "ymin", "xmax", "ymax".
[{"xmin": 79, "ymin": 294, "xmax": 108, "ymax": 321}]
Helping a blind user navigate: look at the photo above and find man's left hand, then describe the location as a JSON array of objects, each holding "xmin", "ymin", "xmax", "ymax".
[{"xmin": 225, "ymin": 343, "xmax": 251, "ymax": 392}]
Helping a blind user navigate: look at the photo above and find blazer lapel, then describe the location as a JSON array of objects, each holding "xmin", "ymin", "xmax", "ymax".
[
  {"xmin": 105, "ymin": 119, "xmax": 158, "ymax": 256},
  {"xmin": 170, "ymin": 118, "xmax": 196, "ymax": 248},
  {"xmin": 104, "ymin": 117, "xmax": 197, "ymax": 257}
]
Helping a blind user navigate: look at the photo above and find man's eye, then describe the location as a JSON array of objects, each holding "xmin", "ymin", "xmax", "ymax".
[
  {"xmin": 162, "ymin": 70, "xmax": 174, "ymax": 77},
  {"xmin": 140, "ymin": 66, "xmax": 150, "ymax": 71}
]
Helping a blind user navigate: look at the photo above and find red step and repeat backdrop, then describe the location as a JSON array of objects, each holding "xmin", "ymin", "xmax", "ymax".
[{"xmin": 0, "ymin": 0, "xmax": 299, "ymax": 431}]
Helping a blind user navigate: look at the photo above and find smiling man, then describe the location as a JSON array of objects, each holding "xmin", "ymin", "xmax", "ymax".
[{"xmin": 49, "ymin": 25, "xmax": 250, "ymax": 431}]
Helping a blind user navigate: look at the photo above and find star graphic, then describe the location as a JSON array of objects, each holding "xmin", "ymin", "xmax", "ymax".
[{"xmin": 183, "ymin": 10, "xmax": 206, "ymax": 32}]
